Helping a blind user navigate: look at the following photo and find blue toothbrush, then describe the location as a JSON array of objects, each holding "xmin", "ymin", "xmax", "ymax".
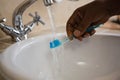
[{"xmin": 50, "ymin": 24, "xmax": 102, "ymax": 49}]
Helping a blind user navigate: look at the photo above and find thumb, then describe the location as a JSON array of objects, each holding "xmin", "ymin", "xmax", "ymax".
[
  {"xmin": 66, "ymin": 23, "xmax": 74, "ymax": 40},
  {"xmin": 73, "ymin": 22, "xmax": 90, "ymax": 37}
]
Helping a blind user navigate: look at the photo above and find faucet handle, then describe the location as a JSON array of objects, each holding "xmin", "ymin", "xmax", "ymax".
[
  {"xmin": 29, "ymin": 12, "xmax": 45, "ymax": 26},
  {"xmin": 0, "ymin": 18, "xmax": 6, "ymax": 23}
]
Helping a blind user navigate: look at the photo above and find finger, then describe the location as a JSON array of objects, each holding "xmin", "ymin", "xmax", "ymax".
[
  {"xmin": 74, "ymin": 10, "xmax": 83, "ymax": 26},
  {"xmin": 66, "ymin": 23, "xmax": 74, "ymax": 40},
  {"xmin": 71, "ymin": 22, "xmax": 91, "ymax": 40},
  {"xmin": 73, "ymin": 30, "xmax": 81, "ymax": 38},
  {"xmin": 73, "ymin": 30, "xmax": 83, "ymax": 41},
  {"xmin": 90, "ymin": 30, "xmax": 96, "ymax": 36},
  {"xmin": 83, "ymin": 33, "xmax": 90, "ymax": 38},
  {"xmin": 76, "ymin": 22, "xmax": 91, "ymax": 36},
  {"xmin": 78, "ymin": 37, "xmax": 83, "ymax": 41},
  {"xmin": 66, "ymin": 9, "xmax": 83, "ymax": 40}
]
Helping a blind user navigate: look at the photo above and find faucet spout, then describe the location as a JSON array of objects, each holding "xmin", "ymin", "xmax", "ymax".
[{"xmin": 12, "ymin": 0, "xmax": 37, "ymax": 30}]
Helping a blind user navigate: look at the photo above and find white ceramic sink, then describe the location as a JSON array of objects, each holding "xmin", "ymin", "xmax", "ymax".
[{"xmin": 0, "ymin": 32, "xmax": 120, "ymax": 80}]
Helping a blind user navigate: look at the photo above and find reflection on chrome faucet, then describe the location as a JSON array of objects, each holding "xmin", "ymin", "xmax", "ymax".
[{"xmin": 0, "ymin": 0, "xmax": 45, "ymax": 42}]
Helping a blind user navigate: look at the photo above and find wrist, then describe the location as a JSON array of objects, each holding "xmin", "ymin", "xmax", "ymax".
[
  {"xmin": 103, "ymin": 0, "xmax": 120, "ymax": 16},
  {"xmin": 95, "ymin": 0, "xmax": 120, "ymax": 16}
]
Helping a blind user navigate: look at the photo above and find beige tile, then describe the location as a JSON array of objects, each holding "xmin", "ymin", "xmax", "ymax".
[
  {"xmin": 0, "ymin": 39, "xmax": 14, "ymax": 53},
  {"xmin": 0, "ymin": 75, "xmax": 5, "ymax": 80}
]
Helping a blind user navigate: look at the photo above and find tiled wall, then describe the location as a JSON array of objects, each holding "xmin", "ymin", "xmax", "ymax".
[{"xmin": 0, "ymin": 0, "xmax": 119, "ymax": 39}]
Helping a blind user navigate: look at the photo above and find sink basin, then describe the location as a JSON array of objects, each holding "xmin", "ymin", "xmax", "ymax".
[{"xmin": 0, "ymin": 33, "xmax": 120, "ymax": 80}]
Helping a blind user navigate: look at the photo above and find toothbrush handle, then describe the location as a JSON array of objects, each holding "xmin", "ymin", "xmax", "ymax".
[
  {"xmin": 67, "ymin": 24, "xmax": 102, "ymax": 40},
  {"xmin": 86, "ymin": 24, "xmax": 102, "ymax": 33}
]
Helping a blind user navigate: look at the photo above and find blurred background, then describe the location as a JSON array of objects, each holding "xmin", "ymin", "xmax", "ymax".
[{"xmin": 0, "ymin": 0, "xmax": 120, "ymax": 39}]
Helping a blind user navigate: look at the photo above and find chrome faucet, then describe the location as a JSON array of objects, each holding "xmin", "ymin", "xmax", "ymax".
[
  {"xmin": 43, "ymin": 0, "xmax": 63, "ymax": 6},
  {"xmin": 0, "ymin": 0, "xmax": 64, "ymax": 41},
  {"xmin": 0, "ymin": 0, "xmax": 45, "ymax": 41}
]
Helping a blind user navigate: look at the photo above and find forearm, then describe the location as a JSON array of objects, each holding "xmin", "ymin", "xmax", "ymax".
[{"xmin": 95, "ymin": 0, "xmax": 120, "ymax": 16}]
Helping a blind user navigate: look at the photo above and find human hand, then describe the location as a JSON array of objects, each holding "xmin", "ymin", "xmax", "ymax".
[{"xmin": 66, "ymin": 1, "xmax": 111, "ymax": 41}]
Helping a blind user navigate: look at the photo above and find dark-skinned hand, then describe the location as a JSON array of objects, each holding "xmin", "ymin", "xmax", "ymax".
[{"xmin": 66, "ymin": 1, "xmax": 112, "ymax": 41}]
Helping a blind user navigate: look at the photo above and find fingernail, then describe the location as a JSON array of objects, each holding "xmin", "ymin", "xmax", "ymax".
[
  {"xmin": 74, "ymin": 30, "xmax": 81, "ymax": 37},
  {"xmin": 84, "ymin": 35, "xmax": 89, "ymax": 38},
  {"xmin": 69, "ymin": 35, "xmax": 73, "ymax": 40},
  {"xmin": 84, "ymin": 34, "xmax": 90, "ymax": 38}
]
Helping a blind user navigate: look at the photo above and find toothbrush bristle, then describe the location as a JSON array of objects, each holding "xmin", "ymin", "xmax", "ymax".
[{"xmin": 50, "ymin": 39, "xmax": 61, "ymax": 48}]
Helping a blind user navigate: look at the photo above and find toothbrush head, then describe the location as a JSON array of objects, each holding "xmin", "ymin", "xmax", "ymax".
[{"xmin": 50, "ymin": 39, "xmax": 62, "ymax": 48}]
